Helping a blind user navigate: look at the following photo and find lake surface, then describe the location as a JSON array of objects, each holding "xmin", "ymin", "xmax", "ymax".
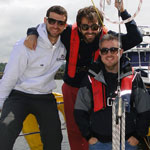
[{"xmin": 12, "ymin": 80, "xmax": 70, "ymax": 150}]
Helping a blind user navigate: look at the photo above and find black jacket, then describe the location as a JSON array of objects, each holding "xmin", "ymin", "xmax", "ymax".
[
  {"xmin": 74, "ymin": 56, "xmax": 150, "ymax": 143},
  {"xmin": 27, "ymin": 10, "xmax": 143, "ymax": 88}
]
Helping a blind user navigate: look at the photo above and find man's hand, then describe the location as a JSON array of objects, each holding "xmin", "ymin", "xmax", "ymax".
[
  {"xmin": 115, "ymin": 0, "xmax": 125, "ymax": 13},
  {"xmin": 127, "ymin": 136, "xmax": 139, "ymax": 146},
  {"xmin": 88, "ymin": 137, "xmax": 98, "ymax": 145},
  {"xmin": 24, "ymin": 35, "xmax": 37, "ymax": 50}
]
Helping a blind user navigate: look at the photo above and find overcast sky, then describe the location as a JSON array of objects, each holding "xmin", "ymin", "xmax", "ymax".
[{"xmin": 0, "ymin": 0, "xmax": 150, "ymax": 62}]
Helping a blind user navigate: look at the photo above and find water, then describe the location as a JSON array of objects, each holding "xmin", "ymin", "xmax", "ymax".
[{"xmin": 13, "ymin": 80, "xmax": 70, "ymax": 150}]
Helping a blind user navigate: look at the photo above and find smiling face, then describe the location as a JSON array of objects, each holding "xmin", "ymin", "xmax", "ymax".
[
  {"xmin": 44, "ymin": 12, "xmax": 67, "ymax": 41},
  {"xmin": 100, "ymin": 39, "xmax": 123, "ymax": 73},
  {"xmin": 78, "ymin": 17, "xmax": 101, "ymax": 43}
]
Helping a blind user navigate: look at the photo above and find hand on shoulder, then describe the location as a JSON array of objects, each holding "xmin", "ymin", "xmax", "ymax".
[{"xmin": 24, "ymin": 35, "xmax": 37, "ymax": 50}]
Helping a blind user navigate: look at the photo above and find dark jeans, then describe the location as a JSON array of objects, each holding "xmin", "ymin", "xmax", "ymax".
[
  {"xmin": 89, "ymin": 141, "xmax": 137, "ymax": 150},
  {"xmin": 0, "ymin": 90, "xmax": 62, "ymax": 150}
]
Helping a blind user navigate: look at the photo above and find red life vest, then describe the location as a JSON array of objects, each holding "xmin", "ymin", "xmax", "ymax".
[
  {"xmin": 68, "ymin": 24, "xmax": 108, "ymax": 78},
  {"xmin": 90, "ymin": 72, "xmax": 134, "ymax": 112}
]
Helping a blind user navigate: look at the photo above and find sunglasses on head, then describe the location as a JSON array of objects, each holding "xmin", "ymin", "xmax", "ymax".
[
  {"xmin": 100, "ymin": 47, "xmax": 119, "ymax": 55},
  {"xmin": 47, "ymin": 17, "xmax": 66, "ymax": 26},
  {"xmin": 80, "ymin": 24, "xmax": 100, "ymax": 31}
]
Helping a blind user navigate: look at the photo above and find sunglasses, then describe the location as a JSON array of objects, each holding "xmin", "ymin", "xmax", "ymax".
[
  {"xmin": 80, "ymin": 24, "xmax": 100, "ymax": 31},
  {"xmin": 47, "ymin": 17, "xmax": 66, "ymax": 26},
  {"xmin": 100, "ymin": 47, "xmax": 119, "ymax": 55}
]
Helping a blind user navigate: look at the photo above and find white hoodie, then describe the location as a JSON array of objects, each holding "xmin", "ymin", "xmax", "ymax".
[{"xmin": 0, "ymin": 23, "xmax": 66, "ymax": 109}]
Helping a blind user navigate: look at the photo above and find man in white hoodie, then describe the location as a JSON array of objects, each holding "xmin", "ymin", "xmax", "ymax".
[{"xmin": 0, "ymin": 5, "xmax": 67, "ymax": 150}]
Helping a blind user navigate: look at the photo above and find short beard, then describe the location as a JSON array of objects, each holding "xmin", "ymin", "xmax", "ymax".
[
  {"xmin": 83, "ymin": 33, "xmax": 97, "ymax": 43},
  {"xmin": 105, "ymin": 62, "xmax": 118, "ymax": 73},
  {"xmin": 46, "ymin": 26, "xmax": 59, "ymax": 39}
]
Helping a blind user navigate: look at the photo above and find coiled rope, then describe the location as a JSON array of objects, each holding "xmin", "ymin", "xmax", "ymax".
[{"xmin": 99, "ymin": 0, "xmax": 143, "ymax": 24}]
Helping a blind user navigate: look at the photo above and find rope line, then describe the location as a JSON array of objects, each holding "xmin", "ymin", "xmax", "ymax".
[
  {"xmin": 144, "ymin": 137, "xmax": 150, "ymax": 150},
  {"xmin": 90, "ymin": 0, "xmax": 104, "ymax": 27},
  {"xmin": 112, "ymin": 98, "xmax": 126, "ymax": 150},
  {"xmin": 90, "ymin": 1, "xmax": 145, "ymax": 150},
  {"xmin": 99, "ymin": 0, "xmax": 143, "ymax": 24}
]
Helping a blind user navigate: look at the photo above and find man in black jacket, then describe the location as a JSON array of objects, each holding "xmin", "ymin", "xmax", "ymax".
[
  {"xmin": 24, "ymin": 1, "xmax": 143, "ymax": 149},
  {"xmin": 74, "ymin": 33, "xmax": 150, "ymax": 150}
]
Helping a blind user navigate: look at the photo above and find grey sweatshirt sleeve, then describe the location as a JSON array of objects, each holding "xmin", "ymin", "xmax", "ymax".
[
  {"xmin": 75, "ymin": 86, "xmax": 92, "ymax": 111},
  {"xmin": 74, "ymin": 86, "xmax": 93, "ymax": 141}
]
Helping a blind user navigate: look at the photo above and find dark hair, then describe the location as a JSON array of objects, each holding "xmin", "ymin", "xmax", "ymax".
[
  {"xmin": 46, "ymin": 5, "xmax": 68, "ymax": 22},
  {"xmin": 76, "ymin": 6, "xmax": 103, "ymax": 27},
  {"xmin": 99, "ymin": 33, "xmax": 121, "ymax": 49}
]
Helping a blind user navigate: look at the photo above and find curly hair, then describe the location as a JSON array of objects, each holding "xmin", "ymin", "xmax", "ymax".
[{"xmin": 76, "ymin": 6, "xmax": 103, "ymax": 27}]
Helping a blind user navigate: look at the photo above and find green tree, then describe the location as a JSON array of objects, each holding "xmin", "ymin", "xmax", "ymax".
[{"xmin": 0, "ymin": 63, "xmax": 6, "ymax": 72}]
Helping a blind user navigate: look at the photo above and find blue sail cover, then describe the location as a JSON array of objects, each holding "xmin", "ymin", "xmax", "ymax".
[
  {"xmin": 124, "ymin": 44, "xmax": 150, "ymax": 79},
  {"xmin": 124, "ymin": 44, "xmax": 150, "ymax": 67}
]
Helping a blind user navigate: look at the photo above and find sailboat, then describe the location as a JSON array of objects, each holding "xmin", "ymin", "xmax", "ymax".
[{"xmin": 124, "ymin": 26, "xmax": 150, "ymax": 86}]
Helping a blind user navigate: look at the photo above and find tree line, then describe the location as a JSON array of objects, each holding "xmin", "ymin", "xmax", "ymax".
[{"xmin": 0, "ymin": 63, "xmax": 6, "ymax": 72}]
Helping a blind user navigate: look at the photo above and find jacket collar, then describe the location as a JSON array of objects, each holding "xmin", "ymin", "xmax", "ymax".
[{"xmin": 89, "ymin": 55, "xmax": 133, "ymax": 83}]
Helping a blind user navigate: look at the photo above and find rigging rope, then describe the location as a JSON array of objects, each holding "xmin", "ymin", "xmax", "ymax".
[
  {"xmin": 90, "ymin": 0, "xmax": 104, "ymax": 27},
  {"xmin": 99, "ymin": 0, "xmax": 143, "ymax": 24},
  {"xmin": 90, "ymin": 0, "xmax": 127, "ymax": 149},
  {"xmin": 90, "ymin": 0, "xmax": 145, "ymax": 149},
  {"xmin": 114, "ymin": 1, "xmax": 125, "ymax": 149}
]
